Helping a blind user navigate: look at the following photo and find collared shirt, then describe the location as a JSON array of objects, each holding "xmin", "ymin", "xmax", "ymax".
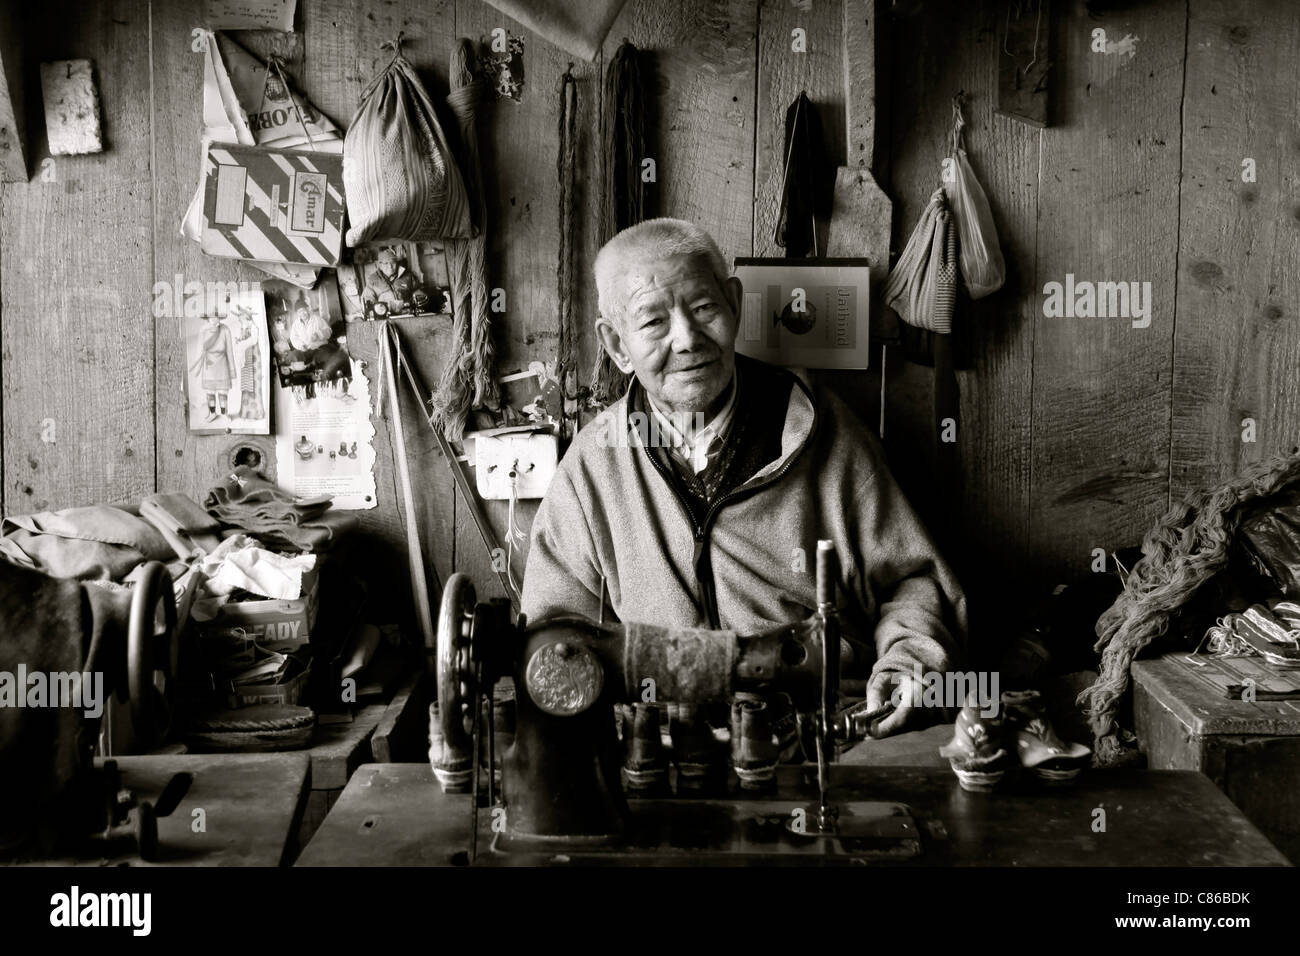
[{"xmin": 646, "ymin": 370, "xmax": 738, "ymax": 475}]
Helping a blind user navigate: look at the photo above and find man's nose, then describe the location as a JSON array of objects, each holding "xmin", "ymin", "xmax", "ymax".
[{"xmin": 667, "ymin": 306, "xmax": 707, "ymax": 351}]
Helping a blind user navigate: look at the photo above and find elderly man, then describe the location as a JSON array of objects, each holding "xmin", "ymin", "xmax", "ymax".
[{"xmin": 521, "ymin": 218, "xmax": 966, "ymax": 744}]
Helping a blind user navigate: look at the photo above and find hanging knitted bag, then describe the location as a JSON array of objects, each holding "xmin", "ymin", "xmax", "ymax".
[
  {"xmin": 882, "ymin": 187, "xmax": 958, "ymax": 334},
  {"xmin": 344, "ymin": 35, "xmax": 476, "ymax": 246},
  {"xmin": 943, "ymin": 95, "xmax": 1005, "ymax": 300}
]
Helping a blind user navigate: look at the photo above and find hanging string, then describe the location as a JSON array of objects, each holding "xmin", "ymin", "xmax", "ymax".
[
  {"xmin": 379, "ymin": 31, "xmax": 406, "ymax": 62},
  {"xmin": 949, "ymin": 92, "xmax": 967, "ymax": 157},
  {"xmin": 556, "ymin": 66, "xmax": 580, "ymax": 421},
  {"xmin": 505, "ymin": 464, "xmax": 528, "ymax": 597},
  {"xmin": 254, "ymin": 53, "xmax": 317, "ymax": 151},
  {"xmin": 589, "ymin": 40, "xmax": 645, "ymax": 407}
]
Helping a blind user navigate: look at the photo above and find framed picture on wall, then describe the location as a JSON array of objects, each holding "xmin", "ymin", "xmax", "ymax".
[
  {"xmin": 182, "ymin": 288, "xmax": 271, "ymax": 435},
  {"xmin": 731, "ymin": 258, "xmax": 872, "ymax": 370}
]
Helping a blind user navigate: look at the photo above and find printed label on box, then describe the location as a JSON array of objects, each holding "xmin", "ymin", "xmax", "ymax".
[
  {"xmin": 290, "ymin": 170, "xmax": 328, "ymax": 235},
  {"xmin": 214, "ymin": 165, "xmax": 247, "ymax": 226}
]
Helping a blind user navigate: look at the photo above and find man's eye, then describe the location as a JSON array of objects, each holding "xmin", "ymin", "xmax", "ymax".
[
  {"xmin": 692, "ymin": 302, "xmax": 717, "ymax": 315},
  {"xmin": 640, "ymin": 316, "xmax": 666, "ymax": 329}
]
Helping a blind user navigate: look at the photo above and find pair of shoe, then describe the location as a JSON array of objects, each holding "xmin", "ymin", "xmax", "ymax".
[{"xmin": 939, "ymin": 690, "xmax": 1090, "ymax": 793}]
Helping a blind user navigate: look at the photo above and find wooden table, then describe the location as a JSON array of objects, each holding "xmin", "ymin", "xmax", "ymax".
[
  {"xmin": 296, "ymin": 762, "xmax": 1289, "ymax": 867},
  {"xmin": 29, "ymin": 753, "xmax": 311, "ymax": 867},
  {"xmin": 1134, "ymin": 653, "xmax": 1300, "ymax": 863}
]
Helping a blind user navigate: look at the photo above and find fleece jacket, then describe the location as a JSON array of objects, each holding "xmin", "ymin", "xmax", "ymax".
[{"xmin": 520, "ymin": 354, "xmax": 968, "ymax": 681}]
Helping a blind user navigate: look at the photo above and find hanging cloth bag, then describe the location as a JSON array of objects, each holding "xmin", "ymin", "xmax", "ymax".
[
  {"xmin": 344, "ymin": 35, "xmax": 476, "ymax": 246},
  {"xmin": 943, "ymin": 95, "xmax": 1005, "ymax": 300},
  {"xmin": 882, "ymin": 188, "xmax": 958, "ymax": 333}
]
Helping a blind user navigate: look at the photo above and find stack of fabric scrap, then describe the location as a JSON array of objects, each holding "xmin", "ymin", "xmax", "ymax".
[{"xmin": 204, "ymin": 465, "xmax": 356, "ymax": 551}]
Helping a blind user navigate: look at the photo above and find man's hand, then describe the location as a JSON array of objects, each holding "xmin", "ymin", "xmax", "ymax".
[{"xmin": 865, "ymin": 668, "xmax": 923, "ymax": 737}]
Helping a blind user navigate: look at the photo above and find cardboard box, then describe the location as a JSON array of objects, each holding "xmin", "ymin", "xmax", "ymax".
[
  {"xmin": 197, "ymin": 565, "xmax": 320, "ymax": 652},
  {"xmin": 201, "ymin": 143, "xmax": 345, "ymax": 267}
]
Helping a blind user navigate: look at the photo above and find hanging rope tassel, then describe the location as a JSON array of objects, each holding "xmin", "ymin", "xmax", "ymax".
[
  {"xmin": 589, "ymin": 40, "xmax": 645, "ymax": 407},
  {"xmin": 556, "ymin": 66, "xmax": 580, "ymax": 422},
  {"xmin": 432, "ymin": 39, "xmax": 498, "ymax": 441}
]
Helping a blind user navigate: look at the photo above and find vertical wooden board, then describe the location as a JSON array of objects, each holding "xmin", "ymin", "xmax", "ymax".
[
  {"xmin": 296, "ymin": 0, "xmax": 454, "ymax": 137},
  {"xmin": 754, "ymin": 0, "xmax": 845, "ymax": 259},
  {"xmin": 913, "ymin": 1, "xmax": 1039, "ymax": 595},
  {"xmin": 452, "ymin": 0, "xmax": 602, "ymax": 598},
  {"xmin": 1170, "ymin": 0, "xmax": 1300, "ymax": 499},
  {"xmin": 345, "ymin": 318, "xmax": 458, "ymax": 621},
  {"xmin": 881, "ymin": 0, "xmax": 1039, "ymax": 612},
  {"xmin": 1, "ymin": 0, "xmax": 154, "ymax": 513},
  {"xmin": 608, "ymin": 0, "xmax": 758, "ymax": 262},
  {"xmin": 295, "ymin": 0, "xmax": 460, "ymax": 616},
  {"xmin": 0, "ymin": 0, "xmax": 27, "ymax": 183},
  {"xmin": 150, "ymin": 0, "xmax": 283, "ymax": 504},
  {"xmin": 1029, "ymin": 1, "xmax": 1185, "ymax": 585}
]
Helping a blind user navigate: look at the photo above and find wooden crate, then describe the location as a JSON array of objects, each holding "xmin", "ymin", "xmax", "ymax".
[{"xmin": 1133, "ymin": 653, "xmax": 1300, "ymax": 863}]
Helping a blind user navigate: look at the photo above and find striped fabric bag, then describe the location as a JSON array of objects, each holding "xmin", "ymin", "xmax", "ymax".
[
  {"xmin": 344, "ymin": 42, "xmax": 476, "ymax": 246},
  {"xmin": 882, "ymin": 188, "xmax": 957, "ymax": 333}
]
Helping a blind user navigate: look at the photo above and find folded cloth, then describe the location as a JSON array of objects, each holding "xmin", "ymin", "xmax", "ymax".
[
  {"xmin": 0, "ymin": 506, "xmax": 172, "ymax": 581},
  {"xmin": 204, "ymin": 466, "xmax": 356, "ymax": 552}
]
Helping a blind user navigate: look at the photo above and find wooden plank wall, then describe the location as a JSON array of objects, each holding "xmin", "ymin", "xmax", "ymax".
[{"xmin": 2, "ymin": 0, "xmax": 1299, "ymax": 653}]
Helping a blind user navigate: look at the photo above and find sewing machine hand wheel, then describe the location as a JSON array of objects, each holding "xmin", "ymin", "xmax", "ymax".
[
  {"xmin": 436, "ymin": 573, "xmax": 480, "ymax": 759},
  {"xmin": 128, "ymin": 561, "xmax": 178, "ymax": 748}
]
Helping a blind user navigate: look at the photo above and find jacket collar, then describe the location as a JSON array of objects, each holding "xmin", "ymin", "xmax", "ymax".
[{"xmin": 624, "ymin": 353, "xmax": 817, "ymax": 492}]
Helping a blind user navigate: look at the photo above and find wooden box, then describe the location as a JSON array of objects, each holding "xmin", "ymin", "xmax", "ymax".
[{"xmin": 1133, "ymin": 653, "xmax": 1300, "ymax": 863}]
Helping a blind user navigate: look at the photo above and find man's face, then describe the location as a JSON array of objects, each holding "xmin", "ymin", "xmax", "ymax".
[{"xmin": 598, "ymin": 254, "xmax": 742, "ymax": 415}]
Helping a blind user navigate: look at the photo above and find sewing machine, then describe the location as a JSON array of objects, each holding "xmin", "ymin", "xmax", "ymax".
[
  {"xmin": 0, "ymin": 560, "xmax": 178, "ymax": 862},
  {"xmin": 430, "ymin": 540, "xmax": 923, "ymax": 863}
]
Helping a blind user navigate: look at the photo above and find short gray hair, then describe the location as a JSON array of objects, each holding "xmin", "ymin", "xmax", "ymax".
[{"xmin": 594, "ymin": 218, "xmax": 730, "ymax": 323}]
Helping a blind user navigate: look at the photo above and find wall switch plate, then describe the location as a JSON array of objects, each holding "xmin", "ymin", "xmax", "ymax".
[{"xmin": 474, "ymin": 431, "xmax": 558, "ymax": 500}]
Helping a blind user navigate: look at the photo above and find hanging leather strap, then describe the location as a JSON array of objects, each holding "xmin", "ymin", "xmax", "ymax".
[{"xmin": 377, "ymin": 322, "xmax": 438, "ymax": 667}]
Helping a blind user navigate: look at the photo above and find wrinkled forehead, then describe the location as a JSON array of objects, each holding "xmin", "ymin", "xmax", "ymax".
[{"xmin": 621, "ymin": 255, "xmax": 721, "ymax": 312}]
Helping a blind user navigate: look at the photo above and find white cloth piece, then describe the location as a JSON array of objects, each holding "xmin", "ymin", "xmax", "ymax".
[{"xmin": 197, "ymin": 534, "xmax": 315, "ymax": 600}]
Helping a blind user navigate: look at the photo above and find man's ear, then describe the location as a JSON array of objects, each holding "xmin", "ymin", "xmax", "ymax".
[
  {"xmin": 596, "ymin": 317, "xmax": 635, "ymax": 373},
  {"xmin": 722, "ymin": 275, "xmax": 743, "ymax": 318}
]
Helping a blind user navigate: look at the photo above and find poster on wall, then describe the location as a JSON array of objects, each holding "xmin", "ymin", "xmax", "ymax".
[
  {"xmin": 731, "ymin": 258, "xmax": 872, "ymax": 370},
  {"xmin": 183, "ymin": 289, "xmax": 271, "ymax": 435},
  {"xmin": 265, "ymin": 274, "xmax": 377, "ymax": 510},
  {"xmin": 272, "ymin": 360, "xmax": 377, "ymax": 510}
]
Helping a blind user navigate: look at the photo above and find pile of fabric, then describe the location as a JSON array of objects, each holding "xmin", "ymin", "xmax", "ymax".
[
  {"xmin": 1080, "ymin": 450, "xmax": 1300, "ymax": 765},
  {"xmin": 204, "ymin": 465, "xmax": 355, "ymax": 551}
]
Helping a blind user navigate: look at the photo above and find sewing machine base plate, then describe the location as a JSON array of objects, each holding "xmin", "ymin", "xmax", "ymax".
[{"xmin": 492, "ymin": 799, "xmax": 921, "ymax": 863}]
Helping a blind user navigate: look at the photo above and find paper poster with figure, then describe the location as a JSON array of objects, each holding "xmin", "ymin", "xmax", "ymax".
[
  {"xmin": 183, "ymin": 289, "xmax": 271, "ymax": 435},
  {"xmin": 264, "ymin": 273, "xmax": 356, "ymax": 397},
  {"xmin": 273, "ymin": 352, "xmax": 377, "ymax": 510}
]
